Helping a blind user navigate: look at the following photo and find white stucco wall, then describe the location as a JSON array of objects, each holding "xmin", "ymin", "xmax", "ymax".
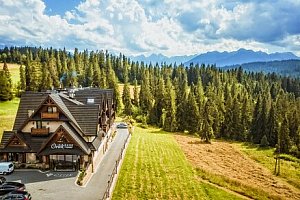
[{"xmin": 22, "ymin": 121, "xmax": 63, "ymax": 132}]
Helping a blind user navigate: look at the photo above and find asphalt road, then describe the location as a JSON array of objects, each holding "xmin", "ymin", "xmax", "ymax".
[{"xmin": 2, "ymin": 128, "xmax": 129, "ymax": 200}]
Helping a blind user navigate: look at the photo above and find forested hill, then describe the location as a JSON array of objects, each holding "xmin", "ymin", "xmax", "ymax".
[
  {"xmin": 223, "ymin": 59, "xmax": 300, "ymax": 77},
  {"xmin": 0, "ymin": 46, "xmax": 300, "ymax": 159}
]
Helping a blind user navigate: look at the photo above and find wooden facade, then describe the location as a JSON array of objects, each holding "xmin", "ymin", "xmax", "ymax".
[{"xmin": 0, "ymin": 88, "xmax": 115, "ymax": 171}]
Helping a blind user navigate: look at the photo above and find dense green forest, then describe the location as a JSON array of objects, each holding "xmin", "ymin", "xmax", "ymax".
[
  {"xmin": 0, "ymin": 46, "xmax": 300, "ymax": 158},
  {"xmin": 223, "ymin": 59, "xmax": 300, "ymax": 77}
]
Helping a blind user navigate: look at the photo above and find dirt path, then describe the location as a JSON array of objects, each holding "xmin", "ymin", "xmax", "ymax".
[{"xmin": 174, "ymin": 134, "xmax": 300, "ymax": 200}]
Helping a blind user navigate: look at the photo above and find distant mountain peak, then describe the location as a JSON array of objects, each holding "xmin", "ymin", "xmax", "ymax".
[{"xmin": 185, "ymin": 49, "xmax": 299, "ymax": 67}]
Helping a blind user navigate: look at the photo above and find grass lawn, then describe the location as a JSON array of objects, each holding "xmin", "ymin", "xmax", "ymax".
[
  {"xmin": 0, "ymin": 63, "xmax": 20, "ymax": 85},
  {"xmin": 113, "ymin": 126, "xmax": 241, "ymax": 200},
  {"xmin": 0, "ymin": 98, "xmax": 19, "ymax": 138},
  {"xmin": 234, "ymin": 142, "xmax": 300, "ymax": 190}
]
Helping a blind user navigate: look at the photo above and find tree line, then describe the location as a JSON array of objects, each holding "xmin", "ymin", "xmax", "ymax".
[{"xmin": 0, "ymin": 46, "xmax": 300, "ymax": 158}]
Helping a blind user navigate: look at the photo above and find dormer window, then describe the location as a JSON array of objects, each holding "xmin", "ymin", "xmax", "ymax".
[
  {"xmin": 47, "ymin": 106, "xmax": 57, "ymax": 113},
  {"xmin": 87, "ymin": 98, "xmax": 94, "ymax": 104}
]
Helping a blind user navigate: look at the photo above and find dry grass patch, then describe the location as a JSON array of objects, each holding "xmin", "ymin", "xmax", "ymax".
[{"xmin": 174, "ymin": 134, "xmax": 300, "ymax": 200}]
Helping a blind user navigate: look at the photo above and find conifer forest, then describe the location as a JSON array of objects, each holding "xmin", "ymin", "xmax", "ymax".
[{"xmin": 1, "ymin": 46, "xmax": 300, "ymax": 158}]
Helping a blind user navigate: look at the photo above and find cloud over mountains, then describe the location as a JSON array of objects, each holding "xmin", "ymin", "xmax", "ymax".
[{"xmin": 0, "ymin": 0, "xmax": 299, "ymax": 56}]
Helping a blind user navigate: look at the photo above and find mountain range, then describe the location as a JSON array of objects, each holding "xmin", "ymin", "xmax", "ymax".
[
  {"xmin": 130, "ymin": 53, "xmax": 196, "ymax": 65},
  {"xmin": 130, "ymin": 49, "xmax": 300, "ymax": 67}
]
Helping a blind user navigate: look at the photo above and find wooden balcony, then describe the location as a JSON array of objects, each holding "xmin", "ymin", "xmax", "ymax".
[
  {"xmin": 31, "ymin": 127, "xmax": 50, "ymax": 136},
  {"xmin": 41, "ymin": 112, "xmax": 59, "ymax": 119}
]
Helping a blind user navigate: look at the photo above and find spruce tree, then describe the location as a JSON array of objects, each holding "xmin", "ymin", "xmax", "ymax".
[
  {"xmin": 0, "ymin": 71, "xmax": 13, "ymax": 101},
  {"xmin": 278, "ymin": 115, "xmax": 291, "ymax": 153},
  {"xmin": 186, "ymin": 85, "xmax": 200, "ymax": 134},
  {"xmin": 139, "ymin": 70, "xmax": 153, "ymax": 115},
  {"xmin": 0, "ymin": 62, "xmax": 13, "ymax": 100},
  {"xmin": 152, "ymin": 76, "xmax": 165, "ymax": 126},
  {"xmin": 18, "ymin": 65, "xmax": 26, "ymax": 92},
  {"xmin": 267, "ymin": 103, "xmax": 279, "ymax": 147},
  {"xmin": 201, "ymin": 99, "xmax": 215, "ymax": 143},
  {"xmin": 133, "ymin": 79, "xmax": 139, "ymax": 106},
  {"xmin": 163, "ymin": 77, "xmax": 177, "ymax": 132},
  {"xmin": 122, "ymin": 63, "xmax": 132, "ymax": 115},
  {"xmin": 175, "ymin": 68, "xmax": 189, "ymax": 131}
]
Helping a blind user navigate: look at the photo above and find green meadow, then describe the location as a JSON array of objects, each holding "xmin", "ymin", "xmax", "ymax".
[{"xmin": 112, "ymin": 126, "xmax": 241, "ymax": 200}]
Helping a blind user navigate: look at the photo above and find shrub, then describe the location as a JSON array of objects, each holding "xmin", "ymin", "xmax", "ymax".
[{"xmin": 260, "ymin": 135, "xmax": 269, "ymax": 147}]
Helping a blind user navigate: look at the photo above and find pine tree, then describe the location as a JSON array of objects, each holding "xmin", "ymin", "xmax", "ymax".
[
  {"xmin": 18, "ymin": 65, "xmax": 26, "ymax": 93},
  {"xmin": 106, "ymin": 53, "xmax": 121, "ymax": 112},
  {"xmin": 0, "ymin": 62, "xmax": 13, "ymax": 100},
  {"xmin": 0, "ymin": 72, "xmax": 13, "ymax": 101},
  {"xmin": 163, "ymin": 77, "xmax": 177, "ymax": 132},
  {"xmin": 66, "ymin": 57, "xmax": 77, "ymax": 87},
  {"xmin": 139, "ymin": 70, "xmax": 153, "ymax": 115},
  {"xmin": 122, "ymin": 83, "xmax": 132, "ymax": 115},
  {"xmin": 152, "ymin": 76, "xmax": 165, "ymax": 126},
  {"xmin": 186, "ymin": 85, "xmax": 200, "ymax": 134},
  {"xmin": 40, "ymin": 62, "xmax": 53, "ymax": 90},
  {"xmin": 133, "ymin": 79, "xmax": 139, "ymax": 106},
  {"xmin": 240, "ymin": 94, "xmax": 252, "ymax": 141},
  {"xmin": 278, "ymin": 115, "xmax": 291, "ymax": 153},
  {"xmin": 175, "ymin": 68, "xmax": 189, "ymax": 131},
  {"xmin": 122, "ymin": 63, "xmax": 132, "ymax": 115},
  {"xmin": 92, "ymin": 56, "xmax": 101, "ymax": 87},
  {"xmin": 201, "ymin": 99, "xmax": 215, "ymax": 143},
  {"xmin": 267, "ymin": 103, "xmax": 279, "ymax": 147}
]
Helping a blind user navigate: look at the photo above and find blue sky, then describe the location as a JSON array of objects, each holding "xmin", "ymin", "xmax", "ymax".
[{"xmin": 0, "ymin": 0, "xmax": 299, "ymax": 56}]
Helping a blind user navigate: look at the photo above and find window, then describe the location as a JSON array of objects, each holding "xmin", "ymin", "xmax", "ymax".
[
  {"xmin": 87, "ymin": 98, "xmax": 94, "ymax": 104},
  {"xmin": 36, "ymin": 121, "xmax": 42, "ymax": 129},
  {"xmin": 48, "ymin": 107, "xmax": 53, "ymax": 113},
  {"xmin": 47, "ymin": 106, "xmax": 57, "ymax": 113}
]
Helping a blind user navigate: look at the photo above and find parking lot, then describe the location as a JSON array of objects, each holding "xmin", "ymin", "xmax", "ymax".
[
  {"xmin": 5, "ymin": 169, "xmax": 77, "ymax": 184},
  {"xmin": 1, "ymin": 128, "xmax": 130, "ymax": 199},
  {"xmin": 3, "ymin": 169, "xmax": 81, "ymax": 199}
]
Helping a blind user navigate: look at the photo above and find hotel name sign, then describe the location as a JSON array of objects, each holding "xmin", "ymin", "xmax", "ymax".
[{"xmin": 51, "ymin": 143, "xmax": 74, "ymax": 149}]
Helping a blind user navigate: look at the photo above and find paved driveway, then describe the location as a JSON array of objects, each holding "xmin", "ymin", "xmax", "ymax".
[{"xmin": 2, "ymin": 128, "xmax": 129, "ymax": 200}]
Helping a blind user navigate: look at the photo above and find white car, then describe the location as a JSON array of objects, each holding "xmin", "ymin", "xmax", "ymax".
[
  {"xmin": 0, "ymin": 162, "xmax": 14, "ymax": 175},
  {"xmin": 117, "ymin": 123, "xmax": 128, "ymax": 129}
]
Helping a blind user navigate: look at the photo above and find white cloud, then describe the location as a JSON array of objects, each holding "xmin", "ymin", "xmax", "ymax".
[{"xmin": 0, "ymin": 0, "xmax": 299, "ymax": 56}]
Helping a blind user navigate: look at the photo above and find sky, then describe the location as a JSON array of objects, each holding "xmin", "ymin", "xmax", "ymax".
[{"xmin": 0, "ymin": 0, "xmax": 300, "ymax": 56}]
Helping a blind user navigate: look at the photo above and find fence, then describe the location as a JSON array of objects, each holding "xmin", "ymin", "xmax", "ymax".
[{"xmin": 101, "ymin": 133, "xmax": 130, "ymax": 200}]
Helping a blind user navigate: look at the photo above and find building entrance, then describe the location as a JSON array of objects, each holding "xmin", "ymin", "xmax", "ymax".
[{"xmin": 50, "ymin": 155, "xmax": 78, "ymax": 171}]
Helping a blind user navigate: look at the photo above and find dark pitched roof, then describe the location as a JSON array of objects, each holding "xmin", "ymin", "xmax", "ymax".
[
  {"xmin": 12, "ymin": 88, "xmax": 113, "ymax": 137},
  {"xmin": 0, "ymin": 131, "xmax": 14, "ymax": 149},
  {"xmin": 49, "ymin": 93, "xmax": 81, "ymax": 131},
  {"xmin": 13, "ymin": 92, "xmax": 48, "ymax": 131},
  {"xmin": 67, "ymin": 105, "xmax": 99, "ymax": 136},
  {"xmin": 0, "ymin": 131, "xmax": 32, "ymax": 152},
  {"xmin": 89, "ymin": 130, "xmax": 105, "ymax": 150},
  {"xmin": 38, "ymin": 123, "xmax": 91, "ymax": 155},
  {"xmin": 74, "ymin": 88, "xmax": 113, "ymax": 106}
]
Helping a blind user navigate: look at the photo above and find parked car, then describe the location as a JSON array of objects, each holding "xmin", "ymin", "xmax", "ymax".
[
  {"xmin": 117, "ymin": 122, "xmax": 128, "ymax": 129},
  {"xmin": 0, "ymin": 182, "xmax": 25, "ymax": 191},
  {"xmin": 0, "ymin": 190, "xmax": 31, "ymax": 200},
  {"xmin": 0, "ymin": 163, "xmax": 14, "ymax": 175}
]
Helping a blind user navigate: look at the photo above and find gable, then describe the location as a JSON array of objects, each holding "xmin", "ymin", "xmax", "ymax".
[
  {"xmin": 0, "ymin": 131, "xmax": 31, "ymax": 152},
  {"xmin": 7, "ymin": 135, "xmax": 27, "ymax": 147},
  {"xmin": 38, "ymin": 124, "xmax": 91, "ymax": 155},
  {"xmin": 17, "ymin": 93, "xmax": 83, "ymax": 136}
]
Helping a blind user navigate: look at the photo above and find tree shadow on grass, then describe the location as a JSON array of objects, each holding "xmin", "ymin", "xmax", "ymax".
[{"xmin": 240, "ymin": 142, "xmax": 274, "ymax": 151}]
